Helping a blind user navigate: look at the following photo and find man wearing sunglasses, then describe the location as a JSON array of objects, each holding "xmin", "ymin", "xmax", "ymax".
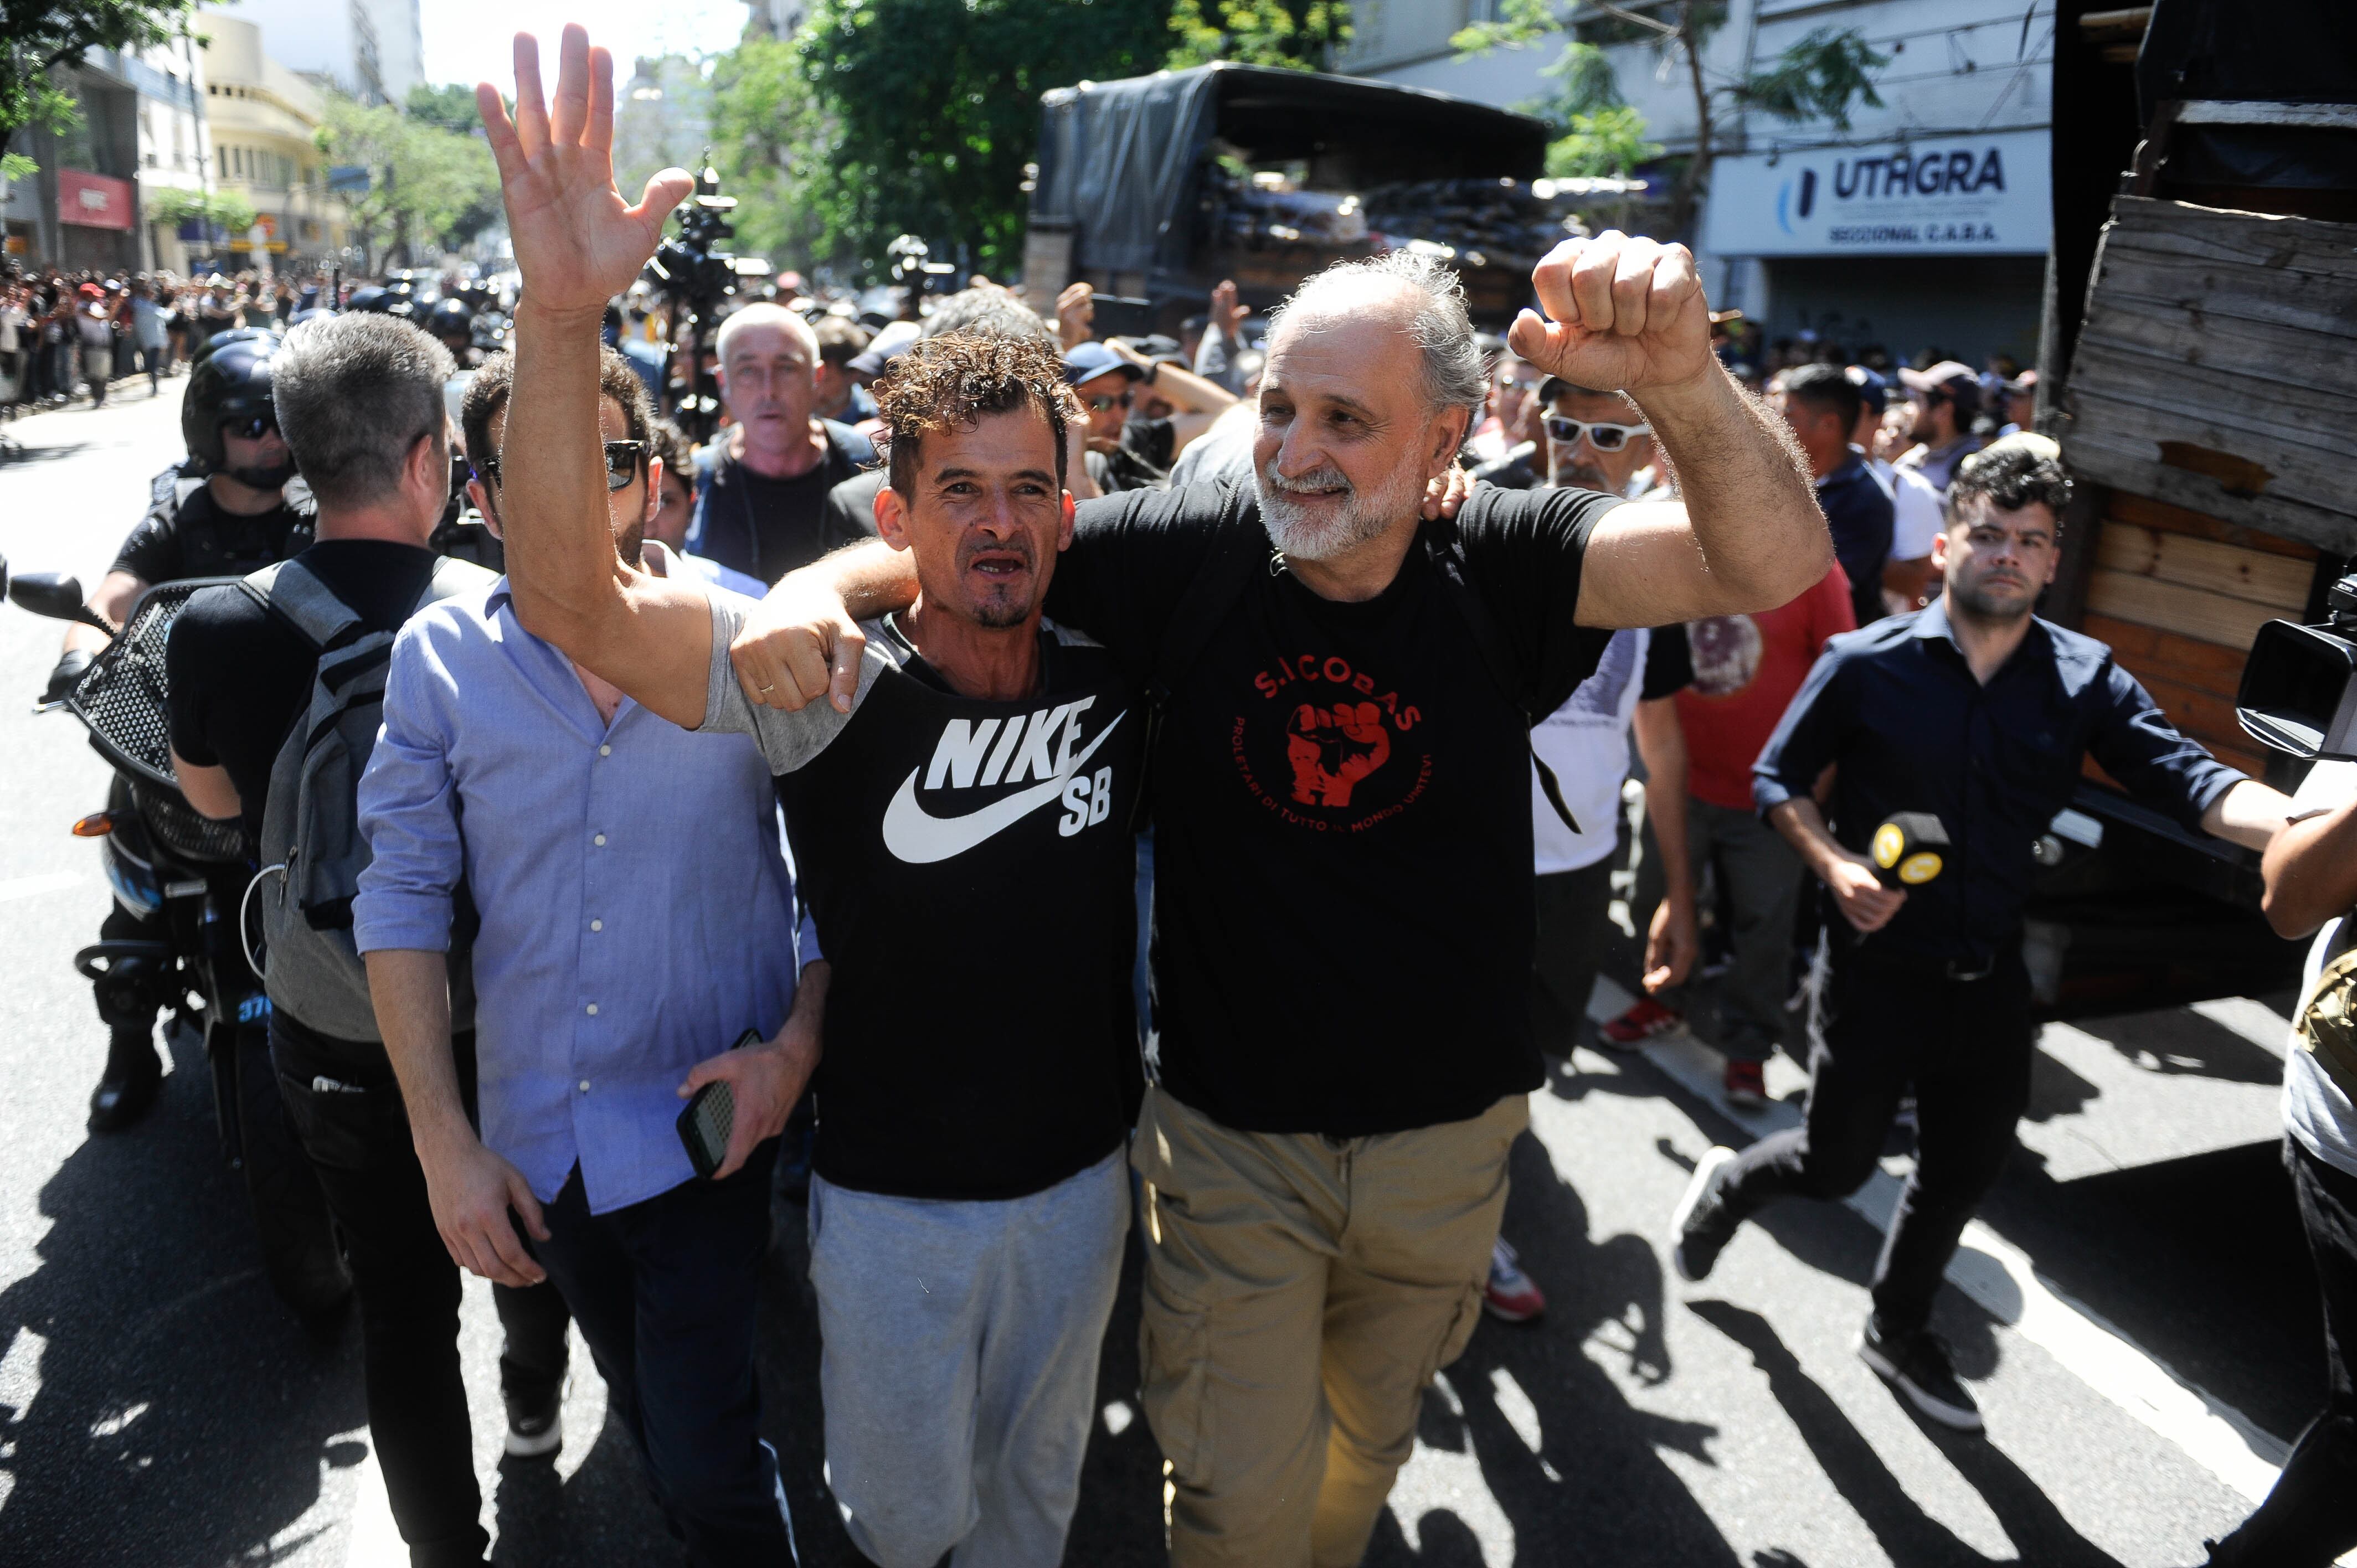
[
  {"xmin": 48, "ymin": 329, "xmax": 312, "ymax": 1132},
  {"xmin": 1062, "ymin": 339, "xmax": 1165, "ymax": 493},
  {"xmin": 1540, "ymin": 375, "xmax": 1663, "ymax": 499},
  {"xmin": 353, "ymin": 344, "xmax": 820, "ymax": 1561}
]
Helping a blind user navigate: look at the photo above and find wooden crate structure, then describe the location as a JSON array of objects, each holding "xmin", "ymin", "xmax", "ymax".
[
  {"xmin": 2062, "ymin": 191, "xmax": 2356, "ymax": 777},
  {"xmin": 2078, "ymin": 492, "xmax": 2316, "ymax": 782}
]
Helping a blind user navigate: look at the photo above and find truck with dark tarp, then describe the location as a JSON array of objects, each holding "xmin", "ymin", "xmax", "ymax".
[{"xmin": 1022, "ymin": 63, "xmax": 1635, "ymax": 331}]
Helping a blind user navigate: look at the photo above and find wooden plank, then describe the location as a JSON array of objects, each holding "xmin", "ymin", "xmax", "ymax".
[
  {"xmin": 2136, "ymin": 668, "xmax": 2254, "ymax": 752},
  {"xmin": 2063, "ymin": 424, "xmax": 2357, "ymax": 557},
  {"xmin": 2083, "ymin": 568, "xmax": 2288, "ymax": 649},
  {"xmin": 2086, "ymin": 250, "xmax": 2357, "ymax": 347},
  {"xmin": 2103, "ymin": 492, "xmax": 2318, "ymax": 560},
  {"xmin": 2078, "ymin": 291, "xmax": 2357, "ymax": 396},
  {"xmin": 2084, "ymin": 611, "xmax": 2262, "ymax": 694},
  {"xmin": 2066, "ymin": 384, "xmax": 2346, "ymax": 524},
  {"xmin": 2176, "ymin": 101, "xmax": 2357, "ymax": 131},
  {"xmin": 2067, "ymin": 339, "xmax": 2350, "ymax": 455},
  {"xmin": 2092, "ymin": 523, "xmax": 2312, "ymax": 610},
  {"xmin": 2104, "ymin": 196, "xmax": 2357, "ymax": 281}
]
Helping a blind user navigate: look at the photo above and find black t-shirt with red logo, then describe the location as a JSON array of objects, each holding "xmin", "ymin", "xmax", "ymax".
[{"xmin": 1044, "ymin": 480, "xmax": 1618, "ymax": 1135}]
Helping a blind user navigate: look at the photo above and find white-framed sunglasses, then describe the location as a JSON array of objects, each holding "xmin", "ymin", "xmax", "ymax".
[{"xmin": 1544, "ymin": 416, "xmax": 1653, "ymax": 452}]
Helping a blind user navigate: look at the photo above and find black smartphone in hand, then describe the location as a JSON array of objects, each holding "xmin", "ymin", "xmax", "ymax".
[{"xmin": 677, "ymin": 1029, "xmax": 764, "ymax": 1179}]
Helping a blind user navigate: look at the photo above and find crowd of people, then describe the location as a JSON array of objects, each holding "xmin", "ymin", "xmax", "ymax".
[
  {"xmin": 28, "ymin": 27, "xmax": 2356, "ymax": 1568},
  {"xmin": 0, "ymin": 265, "xmax": 341, "ymax": 413}
]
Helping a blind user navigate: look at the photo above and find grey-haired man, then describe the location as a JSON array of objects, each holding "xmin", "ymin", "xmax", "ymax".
[{"xmin": 740, "ymin": 230, "xmax": 1833, "ymax": 1562}]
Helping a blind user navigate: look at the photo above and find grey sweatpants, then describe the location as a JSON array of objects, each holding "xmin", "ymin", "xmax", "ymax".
[{"xmin": 807, "ymin": 1148, "xmax": 1129, "ymax": 1568}]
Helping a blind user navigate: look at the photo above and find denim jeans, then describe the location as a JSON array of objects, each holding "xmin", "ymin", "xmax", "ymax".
[{"xmin": 530, "ymin": 1146, "xmax": 792, "ymax": 1567}]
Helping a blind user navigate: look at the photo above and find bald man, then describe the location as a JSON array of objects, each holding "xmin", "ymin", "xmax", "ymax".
[{"xmin": 688, "ymin": 302, "xmax": 879, "ymax": 584}]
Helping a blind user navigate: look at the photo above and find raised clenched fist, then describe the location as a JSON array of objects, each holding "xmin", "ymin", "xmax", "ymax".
[{"xmin": 1286, "ymin": 701, "xmax": 1391, "ymax": 809}]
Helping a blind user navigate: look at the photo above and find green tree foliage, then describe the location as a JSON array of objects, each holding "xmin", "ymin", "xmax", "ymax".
[
  {"xmin": 1454, "ymin": 0, "xmax": 1887, "ymax": 233},
  {"xmin": 1545, "ymin": 106, "xmax": 1660, "ymax": 179},
  {"xmin": 143, "ymin": 184, "xmax": 255, "ymax": 236},
  {"xmin": 1, "ymin": 0, "xmax": 191, "ymax": 176},
  {"xmin": 402, "ymin": 81, "xmax": 488, "ymax": 136},
  {"xmin": 1166, "ymin": 0, "xmax": 1349, "ymax": 70},
  {"xmin": 315, "ymin": 96, "xmax": 499, "ymax": 268},
  {"xmin": 1736, "ymin": 25, "xmax": 1887, "ymax": 132},
  {"xmin": 707, "ymin": 0, "xmax": 1173, "ymax": 282}
]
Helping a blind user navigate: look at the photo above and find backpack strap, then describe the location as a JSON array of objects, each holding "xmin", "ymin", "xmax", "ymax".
[
  {"xmin": 1421, "ymin": 515, "xmax": 1583, "ymax": 836},
  {"xmin": 239, "ymin": 556, "xmax": 361, "ymax": 651}
]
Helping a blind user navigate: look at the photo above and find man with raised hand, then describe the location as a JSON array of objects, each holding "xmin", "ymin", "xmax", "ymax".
[
  {"xmin": 476, "ymin": 32, "xmax": 1144, "ymax": 1565},
  {"xmin": 735, "ymin": 220, "xmax": 1832, "ymax": 1559}
]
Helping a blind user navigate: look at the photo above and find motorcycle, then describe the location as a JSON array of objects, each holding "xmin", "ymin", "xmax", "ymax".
[{"xmin": 7, "ymin": 559, "xmax": 351, "ymax": 1318}]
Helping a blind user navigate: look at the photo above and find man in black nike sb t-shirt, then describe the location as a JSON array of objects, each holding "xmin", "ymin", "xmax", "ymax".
[
  {"xmin": 488, "ymin": 187, "xmax": 1140, "ymax": 1568},
  {"xmin": 735, "ymin": 235, "xmax": 1833, "ymax": 1564}
]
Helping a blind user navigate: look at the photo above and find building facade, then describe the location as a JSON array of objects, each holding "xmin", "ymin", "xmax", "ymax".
[
  {"xmin": 199, "ymin": 0, "xmax": 425, "ymax": 106},
  {"xmin": 199, "ymin": 14, "xmax": 350, "ymax": 275},
  {"xmin": 1336, "ymin": 0, "xmax": 2056, "ymax": 369},
  {"xmin": 2, "ymin": 37, "xmax": 213, "ymax": 275}
]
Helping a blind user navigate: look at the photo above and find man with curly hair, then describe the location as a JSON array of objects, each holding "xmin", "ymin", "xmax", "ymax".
[{"xmin": 475, "ymin": 39, "xmax": 1145, "ymax": 1555}]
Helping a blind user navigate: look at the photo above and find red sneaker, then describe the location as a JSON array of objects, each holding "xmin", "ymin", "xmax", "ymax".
[
  {"xmin": 1723, "ymin": 1059, "xmax": 1767, "ymax": 1111},
  {"xmin": 1597, "ymin": 998, "xmax": 1684, "ymax": 1051},
  {"xmin": 1483, "ymin": 1238, "xmax": 1546, "ymax": 1322}
]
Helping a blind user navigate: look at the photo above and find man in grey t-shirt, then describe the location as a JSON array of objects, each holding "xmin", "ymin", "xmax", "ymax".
[{"xmin": 2201, "ymin": 761, "xmax": 2357, "ymax": 1565}]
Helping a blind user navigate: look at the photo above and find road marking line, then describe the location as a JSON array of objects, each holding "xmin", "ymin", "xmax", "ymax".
[
  {"xmin": 0, "ymin": 871, "xmax": 79, "ymax": 904},
  {"xmin": 1608, "ymin": 985, "xmax": 2298, "ymax": 1513}
]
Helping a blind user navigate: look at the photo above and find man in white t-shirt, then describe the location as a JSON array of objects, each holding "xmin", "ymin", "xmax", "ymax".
[
  {"xmin": 1847, "ymin": 367, "xmax": 1942, "ymax": 614},
  {"xmin": 2203, "ymin": 760, "xmax": 2357, "ymax": 1565},
  {"xmin": 1486, "ymin": 623, "xmax": 1697, "ymax": 1322}
]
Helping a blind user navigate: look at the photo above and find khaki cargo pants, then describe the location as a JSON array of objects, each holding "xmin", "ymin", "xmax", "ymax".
[{"xmin": 1133, "ymin": 1083, "xmax": 1527, "ymax": 1568}]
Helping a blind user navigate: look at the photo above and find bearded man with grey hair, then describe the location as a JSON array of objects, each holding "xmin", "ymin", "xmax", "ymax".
[{"xmin": 740, "ymin": 234, "xmax": 1828, "ymax": 1563}]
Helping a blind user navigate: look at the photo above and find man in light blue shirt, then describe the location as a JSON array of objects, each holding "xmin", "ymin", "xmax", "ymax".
[{"xmin": 356, "ymin": 347, "xmax": 821, "ymax": 1565}]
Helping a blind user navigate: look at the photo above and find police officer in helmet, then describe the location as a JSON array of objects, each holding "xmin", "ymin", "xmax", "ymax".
[{"xmin": 49, "ymin": 331, "xmax": 312, "ymax": 1131}]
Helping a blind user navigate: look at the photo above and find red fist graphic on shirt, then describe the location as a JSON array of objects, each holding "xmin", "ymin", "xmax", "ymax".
[{"xmin": 1286, "ymin": 701, "xmax": 1391, "ymax": 808}]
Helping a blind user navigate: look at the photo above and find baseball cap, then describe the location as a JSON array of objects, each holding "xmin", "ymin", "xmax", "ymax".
[
  {"xmin": 848, "ymin": 318, "xmax": 920, "ymax": 379},
  {"xmin": 1898, "ymin": 359, "xmax": 1983, "ymax": 415},
  {"xmin": 1062, "ymin": 341, "xmax": 1145, "ymax": 386},
  {"xmin": 1535, "ymin": 374, "xmax": 1615, "ymax": 406},
  {"xmin": 1844, "ymin": 365, "xmax": 1890, "ymax": 416}
]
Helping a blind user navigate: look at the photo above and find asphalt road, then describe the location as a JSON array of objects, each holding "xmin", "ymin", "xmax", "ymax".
[{"xmin": 0, "ymin": 385, "xmax": 2333, "ymax": 1567}]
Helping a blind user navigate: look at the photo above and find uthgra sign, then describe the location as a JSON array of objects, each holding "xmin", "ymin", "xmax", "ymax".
[{"xmin": 1702, "ymin": 129, "xmax": 2050, "ymax": 258}]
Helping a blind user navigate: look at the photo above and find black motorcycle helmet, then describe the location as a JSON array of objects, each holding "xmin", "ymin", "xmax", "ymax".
[
  {"xmin": 423, "ymin": 297, "xmax": 474, "ymax": 352},
  {"xmin": 182, "ymin": 333, "xmax": 296, "ymax": 489},
  {"xmin": 346, "ymin": 285, "xmax": 412, "ymax": 318}
]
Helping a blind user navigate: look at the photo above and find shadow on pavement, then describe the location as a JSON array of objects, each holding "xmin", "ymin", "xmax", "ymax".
[
  {"xmin": 1367, "ymin": 1129, "xmax": 1744, "ymax": 1567},
  {"xmin": 1691, "ymin": 1299, "xmax": 2128, "ymax": 1568},
  {"xmin": 2064, "ymin": 1008, "xmax": 2286, "ymax": 1088},
  {"xmin": 0, "ymin": 1025, "xmax": 366, "ymax": 1565}
]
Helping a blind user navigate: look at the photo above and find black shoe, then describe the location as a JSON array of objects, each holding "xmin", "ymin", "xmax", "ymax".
[
  {"xmin": 88, "ymin": 1027, "xmax": 161, "ymax": 1133},
  {"xmin": 1670, "ymin": 1145, "xmax": 1741, "ymax": 1282},
  {"xmin": 1857, "ymin": 1316, "xmax": 1982, "ymax": 1432},
  {"xmin": 504, "ymin": 1380, "xmax": 564, "ymax": 1459}
]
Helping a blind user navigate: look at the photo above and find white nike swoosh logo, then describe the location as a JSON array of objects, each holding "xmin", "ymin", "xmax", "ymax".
[{"xmin": 881, "ymin": 711, "xmax": 1127, "ymax": 865}]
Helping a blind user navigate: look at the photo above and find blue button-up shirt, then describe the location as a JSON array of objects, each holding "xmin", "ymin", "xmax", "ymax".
[
  {"xmin": 354, "ymin": 581, "xmax": 806, "ymax": 1213},
  {"xmin": 1754, "ymin": 600, "xmax": 2245, "ymax": 967}
]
